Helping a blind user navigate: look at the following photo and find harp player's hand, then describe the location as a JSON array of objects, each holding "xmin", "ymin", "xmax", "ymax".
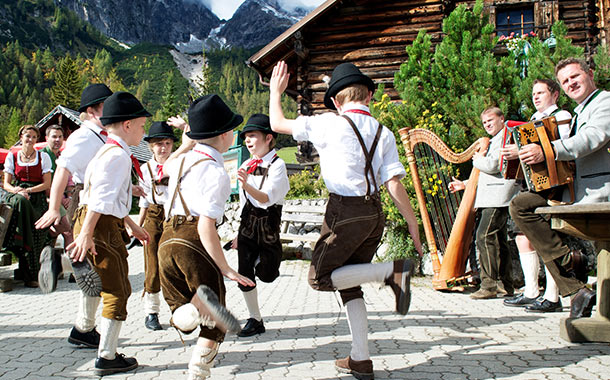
[
  {"xmin": 448, "ymin": 177, "xmax": 465, "ymax": 193},
  {"xmin": 518, "ymin": 143, "xmax": 545, "ymax": 165}
]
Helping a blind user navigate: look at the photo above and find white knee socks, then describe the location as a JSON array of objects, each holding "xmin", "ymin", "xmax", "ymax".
[
  {"xmin": 187, "ymin": 338, "xmax": 218, "ymax": 380},
  {"xmin": 173, "ymin": 303, "xmax": 215, "ymax": 332},
  {"xmin": 519, "ymin": 251, "xmax": 540, "ymax": 299},
  {"xmin": 98, "ymin": 317, "xmax": 122, "ymax": 360},
  {"xmin": 543, "ymin": 265, "xmax": 559, "ymax": 303},
  {"xmin": 75, "ymin": 293, "xmax": 101, "ymax": 332},
  {"xmin": 330, "ymin": 262, "xmax": 393, "ymax": 290},
  {"xmin": 345, "ymin": 298, "xmax": 370, "ymax": 361},
  {"xmin": 242, "ymin": 288, "xmax": 262, "ymax": 321},
  {"xmin": 144, "ymin": 292, "xmax": 161, "ymax": 314}
]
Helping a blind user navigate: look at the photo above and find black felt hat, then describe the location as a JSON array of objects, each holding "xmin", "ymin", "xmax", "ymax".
[
  {"xmin": 78, "ymin": 84, "xmax": 113, "ymax": 112},
  {"xmin": 239, "ymin": 114, "xmax": 277, "ymax": 139},
  {"xmin": 186, "ymin": 94, "xmax": 243, "ymax": 139},
  {"xmin": 99, "ymin": 92, "xmax": 152, "ymax": 126},
  {"xmin": 144, "ymin": 121, "xmax": 178, "ymax": 142},
  {"xmin": 323, "ymin": 63, "xmax": 375, "ymax": 110}
]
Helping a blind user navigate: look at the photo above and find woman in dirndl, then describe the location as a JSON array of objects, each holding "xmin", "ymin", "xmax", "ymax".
[{"xmin": 2, "ymin": 125, "xmax": 52, "ymax": 287}]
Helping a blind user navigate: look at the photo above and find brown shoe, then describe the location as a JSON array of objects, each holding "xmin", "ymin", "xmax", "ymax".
[
  {"xmin": 335, "ymin": 356, "xmax": 374, "ymax": 380},
  {"xmin": 190, "ymin": 285, "xmax": 241, "ymax": 334},
  {"xmin": 385, "ymin": 259, "xmax": 413, "ymax": 315},
  {"xmin": 470, "ymin": 288, "xmax": 497, "ymax": 299},
  {"xmin": 570, "ymin": 287, "xmax": 596, "ymax": 318},
  {"xmin": 568, "ymin": 250, "xmax": 589, "ymax": 283}
]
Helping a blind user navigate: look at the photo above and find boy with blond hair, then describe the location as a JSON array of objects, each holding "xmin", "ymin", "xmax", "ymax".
[{"xmin": 270, "ymin": 61, "xmax": 423, "ymax": 380}]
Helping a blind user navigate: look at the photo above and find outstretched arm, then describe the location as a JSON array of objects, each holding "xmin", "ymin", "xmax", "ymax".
[
  {"xmin": 385, "ymin": 176, "xmax": 423, "ymax": 257},
  {"xmin": 269, "ymin": 61, "xmax": 299, "ymax": 135}
]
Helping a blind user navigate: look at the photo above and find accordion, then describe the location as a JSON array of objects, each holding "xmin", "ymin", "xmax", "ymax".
[{"xmin": 510, "ymin": 116, "xmax": 575, "ymax": 195}]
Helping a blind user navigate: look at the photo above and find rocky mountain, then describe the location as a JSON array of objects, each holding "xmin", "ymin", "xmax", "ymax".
[
  {"xmin": 219, "ymin": 0, "xmax": 308, "ymax": 49},
  {"xmin": 53, "ymin": 0, "xmax": 310, "ymax": 51},
  {"xmin": 54, "ymin": 0, "xmax": 220, "ymax": 46}
]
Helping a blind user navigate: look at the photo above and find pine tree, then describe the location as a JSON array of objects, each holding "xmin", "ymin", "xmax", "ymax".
[
  {"xmin": 160, "ymin": 71, "xmax": 178, "ymax": 120},
  {"xmin": 392, "ymin": 0, "xmax": 520, "ymax": 149},
  {"xmin": 514, "ymin": 21, "xmax": 584, "ymax": 118},
  {"xmin": 50, "ymin": 56, "xmax": 82, "ymax": 109},
  {"xmin": 4, "ymin": 107, "xmax": 23, "ymax": 148}
]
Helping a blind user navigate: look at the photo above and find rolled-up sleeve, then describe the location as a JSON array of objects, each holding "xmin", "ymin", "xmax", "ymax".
[
  {"xmin": 87, "ymin": 152, "xmax": 131, "ymax": 215},
  {"xmin": 259, "ymin": 161, "xmax": 290, "ymax": 207},
  {"xmin": 379, "ymin": 131, "xmax": 406, "ymax": 184},
  {"xmin": 194, "ymin": 166, "xmax": 231, "ymax": 222}
]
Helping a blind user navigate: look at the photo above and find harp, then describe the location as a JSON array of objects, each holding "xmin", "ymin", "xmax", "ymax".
[{"xmin": 398, "ymin": 128, "xmax": 489, "ymax": 290}]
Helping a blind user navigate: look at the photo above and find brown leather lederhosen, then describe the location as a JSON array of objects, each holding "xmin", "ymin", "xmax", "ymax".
[
  {"xmin": 308, "ymin": 115, "xmax": 386, "ymax": 304},
  {"xmin": 157, "ymin": 156, "xmax": 226, "ymax": 342},
  {"xmin": 237, "ymin": 156, "xmax": 283, "ymax": 292},
  {"xmin": 141, "ymin": 162, "xmax": 168, "ymax": 294},
  {"xmin": 74, "ymin": 145, "xmax": 132, "ymax": 320}
]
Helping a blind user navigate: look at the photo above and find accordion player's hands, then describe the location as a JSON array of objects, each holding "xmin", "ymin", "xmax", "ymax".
[
  {"xmin": 500, "ymin": 144, "xmax": 519, "ymax": 160},
  {"xmin": 518, "ymin": 143, "xmax": 545, "ymax": 165}
]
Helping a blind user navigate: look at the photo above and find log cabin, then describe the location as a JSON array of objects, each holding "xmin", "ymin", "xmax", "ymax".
[{"xmin": 247, "ymin": 0, "xmax": 609, "ymax": 118}]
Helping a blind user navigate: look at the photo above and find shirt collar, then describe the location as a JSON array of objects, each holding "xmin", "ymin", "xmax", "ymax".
[
  {"xmin": 340, "ymin": 103, "xmax": 370, "ymax": 115},
  {"xmin": 574, "ymin": 89, "xmax": 598, "ymax": 114},
  {"xmin": 82, "ymin": 119, "xmax": 105, "ymax": 136},
  {"xmin": 531, "ymin": 104, "xmax": 558, "ymax": 120},
  {"xmin": 260, "ymin": 149, "xmax": 277, "ymax": 163},
  {"xmin": 108, "ymin": 133, "xmax": 130, "ymax": 151},
  {"xmin": 194, "ymin": 143, "xmax": 224, "ymax": 164}
]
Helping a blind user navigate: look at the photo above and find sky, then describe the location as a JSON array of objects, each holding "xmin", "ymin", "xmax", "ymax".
[{"xmin": 199, "ymin": 0, "xmax": 325, "ymax": 20}]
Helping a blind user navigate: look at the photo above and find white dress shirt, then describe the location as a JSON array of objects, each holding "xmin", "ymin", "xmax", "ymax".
[
  {"xmin": 164, "ymin": 143, "xmax": 231, "ymax": 224},
  {"xmin": 56, "ymin": 120, "xmax": 107, "ymax": 184},
  {"xmin": 139, "ymin": 158, "xmax": 169, "ymax": 208},
  {"xmin": 531, "ymin": 104, "xmax": 572, "ymax": 139},
  {"xmin": 80, "ymin": 134, "xmax": 132, "ymax": 219},
  {"xmin": 293, "ymin": 104, "xmax": 406, "ymax": 197},
  {"xmin": 4, "ymin": 150, "xmax": 53, "ymax": 177},
  {"xmin": 238, "ymin": 149, "xmax": 289, "ymax": 210}
]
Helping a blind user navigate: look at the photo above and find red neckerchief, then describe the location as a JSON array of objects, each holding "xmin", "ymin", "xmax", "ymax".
[
  {"xmin": 106, "ymin": 137, "xmax": 143, "ymax": 179},
  {"xmin": 344, "ymin": 109, "xmax": 372, "ymax": 117},
  {"xmin": 100, "ymin": 130, "xmax": 108, "ymax": 136},
  {"xmin": 193, "ymin": 149, "xmax": 216, "ymax": 161},
  {"xmin": 156, "ymin": 164, "xmax": 164, "ymax": 180},
  {"xmin": 246, "ymin": 153, "xmax": 277, "ymax": 174}
]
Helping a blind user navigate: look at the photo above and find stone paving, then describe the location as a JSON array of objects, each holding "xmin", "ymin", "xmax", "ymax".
[{"xmin": 1, "ymin": 246, "xmax": 609, "ymax": 380}]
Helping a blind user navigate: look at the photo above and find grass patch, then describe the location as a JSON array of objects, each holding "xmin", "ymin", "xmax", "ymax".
[{"xmin": 277, "ymin": 146, "xmax": 298, "ymax": 164}]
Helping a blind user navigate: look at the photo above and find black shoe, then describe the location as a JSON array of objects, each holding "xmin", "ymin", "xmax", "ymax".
[
  {"xmin": 95, "ymin": 353, "xmax": 138, "ymax": 376},
  {"xmin": 385, "ymin": 259, "xmax": 413, "ymax": 315},
  {"xmin": 68, "ymin": 273, "xmax": 76, "ymax": 283},
  {"xmin": 238, "ymin": 318, "xmax": 266, "ymax": 337},
  {"xmin": 71, "ymin": 258, "xmax": 102, "ymax": 297},
  {"xmin": 68, "ymin": 326, "xmax": 100, "ymax": 348},
  {"xmin": 38, "ymin": 246, "xmax": 61, "ymax": 294},
  {"xmin": 145, "ymin": 313, "xmax": 163, "ymax": 331},
  {"xmin": 526, "ymin": 298, "xmax": 563, "ymax": 313},
  {"xmin": 570, "ymin": 287, "xmax": 596, "ymax": 318},
  {"xmin": 503, "ymin": 294, "xmax": 538, "ymax": 307},
  {"xmin": 126, "ymin": 237, "xmax": 142, "ymax": 250}
]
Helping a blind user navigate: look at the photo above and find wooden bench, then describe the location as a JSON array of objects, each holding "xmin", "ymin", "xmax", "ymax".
[
  {"xmin": 280, "ymin": 204, "xmax": 326, "ymax": 245},
  {"xmin": 535, "ymin": 202, "xmax": 610, "ymax": 343}
]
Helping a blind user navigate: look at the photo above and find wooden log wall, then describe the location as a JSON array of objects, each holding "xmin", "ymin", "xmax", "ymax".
[
  {"xmin": 284, "ymin": 0, "xmax": 604, "ymax": 116},
  {"xmin": 296, "ymin": 0, "xmax": 448, "ymax": 115}
]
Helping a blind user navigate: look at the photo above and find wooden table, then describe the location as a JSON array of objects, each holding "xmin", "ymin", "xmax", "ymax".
[{"xmin": 535, "ymin": 202, "xmax": 610, "ymax": 343}]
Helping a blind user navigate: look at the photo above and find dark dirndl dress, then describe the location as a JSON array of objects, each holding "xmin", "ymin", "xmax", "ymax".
[{"xmin": 1, "ymin": 152, "xmax": 51, "ymax": 282}]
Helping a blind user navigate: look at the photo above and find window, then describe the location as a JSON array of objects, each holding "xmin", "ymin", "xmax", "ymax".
[{"xmin": 496, "ymin": 7, "xmax": 534, "ymax": 37}]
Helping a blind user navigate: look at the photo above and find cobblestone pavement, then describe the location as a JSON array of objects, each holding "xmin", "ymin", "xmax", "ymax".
[{"xmin": 1, "ymin": 246, "xmax": 609, "ymax": 380}]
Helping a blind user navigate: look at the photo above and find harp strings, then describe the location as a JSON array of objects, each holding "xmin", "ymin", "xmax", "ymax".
[{"xmin": 414, "ymin": 143, "xmax": 462, "ymax": 254}]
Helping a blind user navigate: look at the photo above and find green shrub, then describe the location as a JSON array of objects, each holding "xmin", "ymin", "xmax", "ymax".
[{"xmin": 286, "ymin": 166, "xmax": 327, "ymax": 199}]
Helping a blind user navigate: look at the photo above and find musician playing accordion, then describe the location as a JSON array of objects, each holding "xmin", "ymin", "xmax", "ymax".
[{"xmin": 510, "ymin": 58, "xmax": 610, "ymax": 319}]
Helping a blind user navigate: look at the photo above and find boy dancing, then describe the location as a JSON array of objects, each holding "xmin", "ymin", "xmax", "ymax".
[
  {"xmin": 231, "ymin": 114, "xmax": 290, "ymax": 337},
  {"xmin": 137, "ymin": 121, "xmax": 177, "ymax": 330},
  {"xmin": 68, "ymin": 91, "xmax": 151, "ymax": 375},
  {"xmin": 158, "ymin": 94, "xmax": 254, "ymax": 380},
  {"xmin": 270, "ymin": 61, "xmax": 423, "ymax": 380}
]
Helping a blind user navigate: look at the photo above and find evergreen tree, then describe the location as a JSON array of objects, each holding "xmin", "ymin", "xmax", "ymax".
[
  {"xmin": 4, "ymin": 108, "xmax": 23, "ymax": 148},
  {"xmin": 393, "ymin": 0, "xmax": 520, "ymax": 149},
  {"xmin": 514, "ymin": 22, "xmax": 584, "ymax": 118},
  {"xmin": 160, "ymin": 71, "xmax": 178, "ymax": 120},
  {"xmin": 50, "ymin": 56, "xmax": 82, "ymax": 109},
  {"xmin": 594, "ymin": 44, "xmax": 610, "ymax": 91}
]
